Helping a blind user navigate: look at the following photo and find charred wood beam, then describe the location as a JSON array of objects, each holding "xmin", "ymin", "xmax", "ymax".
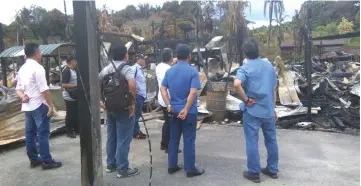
[
  {"xmin": 1, "ymin": 59, "xmax": 6, "ymax": 87},
  {"xmin": 304, "ymin": 2, "xmax": 313, "ymax": 121},
  {"xmin": 73, "ymin": 0, "xmax": 103, "ymax": 185}
]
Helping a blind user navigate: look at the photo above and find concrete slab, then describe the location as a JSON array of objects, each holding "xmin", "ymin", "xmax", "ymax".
[{"xmin": 0, "ymin": 121, "xmax": 359, "ymax": 186}]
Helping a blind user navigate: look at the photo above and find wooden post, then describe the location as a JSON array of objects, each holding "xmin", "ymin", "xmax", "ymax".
[
  {"xmin": 73, "ymin": 0, "xmax": 103, "ymax": 186},
  {"xmin": 1, "ymin": 59, "xmax": 6, "ymax": 87},
  {"xmin": 304, "ymin": 1, "xmax": 313, "ymax": 121},
  {"xmin": 0, "ymin": 23, "xmax": 7, "ymax": 87},
  {"xmin": 44, "ymin": 58, "xmax": 50, "ymax": 85},
  {"xmin": 236, "ymin": 25, "xmax": 244, "ymax": 66}
]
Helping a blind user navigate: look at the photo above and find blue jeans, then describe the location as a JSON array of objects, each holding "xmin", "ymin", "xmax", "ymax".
[
  {"xmin": 133, "ymin": 95, "xmax": 145, "ymax": 136},
  {"xmin": 168, "ymin": 113, "xmax": 197, "ymax": 173},
  {"xmin": 106, "ymin": 111, "xmax": 135, "ymax": 170},
  {"xmin": 243, "ymin": 111, "xmax": 279, "ymax": 174},
  {"xmin": 25, "ymin": 104, "xmax": 52, "ymax": 162}
]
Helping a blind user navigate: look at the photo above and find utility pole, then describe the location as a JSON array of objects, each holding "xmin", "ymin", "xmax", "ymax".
[
  {"xmin": 73, "ymin": 0, "xmax": 103, "ymax": 186},
  {"xmin": 64, "ymin": 0, "xmax": 70, "ymax": 41},
  {"xmin": 304, "ymin": 1, "xmax": 313, "ymax": 121}
]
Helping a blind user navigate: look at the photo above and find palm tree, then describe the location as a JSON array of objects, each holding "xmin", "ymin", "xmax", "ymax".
[
  {"xmin": 292, "ymin": 8, "xmax": 306, "ymax": 62},
  {"xmin": 15, "ymin": 7, "xmax": 33, "ymax": 45},
  {"xmin": 227, "ymin": 1, "xmax": 250, "ymax": 36},
  {"xmin": 273, "ymin": 13, "xmax": 288, "ymax": 47},
  {"xmin": 264, "ymin": 0, "xmax": 285, "ymax": 49}
]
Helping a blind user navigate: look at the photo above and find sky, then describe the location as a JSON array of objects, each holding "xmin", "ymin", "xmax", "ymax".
[{"xmin": 0, "ymin": 0, "xmax": 306, "ymax": 29}]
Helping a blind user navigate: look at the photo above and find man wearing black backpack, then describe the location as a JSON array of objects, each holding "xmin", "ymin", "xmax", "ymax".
[{"xmin": 98, "ymin": 44, "xmax": 139, "ymax": 178}]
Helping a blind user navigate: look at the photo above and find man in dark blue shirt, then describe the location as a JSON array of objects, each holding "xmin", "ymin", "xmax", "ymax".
[
  {"xmin": 160, "ymin": 44, "xmax": 205, "ymax": 178},
  {"xmin": 234, "ymin": 38, "xmax": 279, "ymax": 183}
]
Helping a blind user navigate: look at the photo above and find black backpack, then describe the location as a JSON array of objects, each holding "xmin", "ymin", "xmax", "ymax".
[{"xmin": 101, "ymin": 63, "xmax": 133, "ymax": 112}]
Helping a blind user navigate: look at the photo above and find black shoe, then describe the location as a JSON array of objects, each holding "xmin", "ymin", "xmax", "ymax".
[
  {"xmin": 160, "ymin": 146, "xmax": 167, "ymax": 150},
  {"xmin": 168, "ymin": 165, "xmax": 183, "ymax": 174},
  {"xmin": 42, "ymin": 159, "xmax": 62, "ymax": 170},
  {"xmin": 261, "ymin": 167, "xmax": 278, "ymax": 179},
  {"xmin": 30, "ymin": 159, "xmax": 42, "ymax": 168},
  {"xmin": 186, "ymin": 168, "xmax": 205, "ymax": 178},
  {"xmin": 117, "ymin": 167, "xmax": 139, "ymax": 178},
  {"xmin": 134, "ymin": 131, "xmax": 146, "ymax": 139},
  {"xmin": 67, "ymin": 132, "xmax": 76, "ymax": 138},
  {"xmin": 106, "ymin": 164, "xmax": 117, "ymax": 173},
  {"xmin": 243, "ymin": 171, "xmax": 260, "ymax": 183}
]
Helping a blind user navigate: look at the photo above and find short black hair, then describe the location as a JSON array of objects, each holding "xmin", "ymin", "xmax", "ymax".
[
  {"xmin": 243, "ymin": 38, "xmax": 259, "ymax": 59},
  {"xmin": 66, "ymin": 56, "xmax": 76, "ymax": 63},
  {"xmin": 176, "ymin": 44, "xmax": 191, "ymax": 60},
  {"xmin": 161, "ymin": 48, "xmax": 173, "ymax": 63},
  {"xmin": 110, "ymin": 43, "xmax": 127, "ymax": 61},
  {"xmin": 24, "ymin": 43, "xmax": 40, "ymax": 57}
]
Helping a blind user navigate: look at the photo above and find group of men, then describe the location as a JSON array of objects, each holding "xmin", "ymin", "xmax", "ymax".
[{"xmin": 17, "ymin": 38, "xmax": 279, "ymax": 183}]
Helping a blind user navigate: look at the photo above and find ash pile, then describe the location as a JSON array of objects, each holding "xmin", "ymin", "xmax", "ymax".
[
  {"xmin": 195, "ymin": 45, "xmax": 359, "ymax": 133},
  {"xmin": 273, "ymin": 54, "xmax": 360, "ymax": 132}
]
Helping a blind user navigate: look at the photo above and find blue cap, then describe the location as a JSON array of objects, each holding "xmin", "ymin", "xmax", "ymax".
[
  {"xmin": 176, "ymin": 44, "xmax": 191, "ymax": 59},
  {"xmin": 136, "ymin": 54, "xmax": 146, "ymax": 60}
]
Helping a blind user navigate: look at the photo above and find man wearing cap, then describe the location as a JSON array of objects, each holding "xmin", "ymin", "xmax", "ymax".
[
  {"xmin": 160, "ymin": 44, "xmax": 205, "ymax": 177},
  {"xmin": 132, "ymin": 54, "xmax": 147, "ymax": 139}
]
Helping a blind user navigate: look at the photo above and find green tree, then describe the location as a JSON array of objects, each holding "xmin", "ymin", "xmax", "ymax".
[
  {"xmin": 264, "ymin": 0, "xmax": 285, "ymax": 49},
  {"xmin": 355, "ymin": 10, "xmax": 360, "ymax": 28},
  {"xmin": 315, "ymin": 26, "xmax": 326, "ymax": 32},
  {"xmin": 326, "ymin": 22, "xmax": 339, "ymax": 35},
  {"xmin": 337, "ymin": 17, "xmax": 354, "ymax": 34}
]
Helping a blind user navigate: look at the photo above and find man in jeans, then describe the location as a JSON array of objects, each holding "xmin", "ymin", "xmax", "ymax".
[
  {"xmin": 233, "ymin": 38, "xmax": 279, "ymax": 183},
  {"xmin": 61, "ymin": 56, "xmax": 79, "ymax": 138},
  {"xmin": 99, "ymin": 44, "xmax": 138, "ymax": 178},
  {"xmin": 16, "ymin": 43, "xmax": 62, "ymax": 170},
  {"xmin": 132, "ymin": 54, "xmax": 147, "ymax": 139}
]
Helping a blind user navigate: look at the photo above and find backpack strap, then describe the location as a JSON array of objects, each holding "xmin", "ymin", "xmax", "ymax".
[
  {"xmin": 134, "ymin": 66, "xmax": 138, "ymax": 78},
  {"xmin": 61, "ymin": 66, "xmax": 71, "ymax": 84},
  {"xmin": 115, "ymin": 63, "xmax": 127, "ymax": 71}
]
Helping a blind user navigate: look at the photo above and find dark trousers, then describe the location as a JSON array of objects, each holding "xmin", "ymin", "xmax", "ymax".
[
  {"xmin": 133, "ymin": 95, "xmax": 145, "ymax": 136},
  {"xmin": 65, "ymin": 100, "xmax": 79, "ymax": 134},
  {"xmin": 161, "ymin": 107, "xmax": 170, "ymax": 149},
  {"xmin": 25, "ymin": 104, "xmax": 52, "ymax": 161},
  {"xmin": 168, "ymin": 113, "xmax": 197, "ymax": 172}
]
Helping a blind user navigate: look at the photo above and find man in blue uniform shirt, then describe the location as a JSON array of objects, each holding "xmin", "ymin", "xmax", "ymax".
[
  {"xmin": 234, "ymin": 38, "xmax": 279, "ymax": 183},
  {"xmin": 132, "ymin": 54, "xmax": 147, "ymax": 139},
  {"xmin": 160, "ymin": 44, "xmax": 205, "ymax": 178}
]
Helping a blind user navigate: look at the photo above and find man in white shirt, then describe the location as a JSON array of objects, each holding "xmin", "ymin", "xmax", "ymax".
[
  {"xmin": 156, "ymin": 48, "xmax": 180, "ymax": 153},
  {"xmin": 16, "ymin": 43, "xmax": 62, "ymax": 170}
]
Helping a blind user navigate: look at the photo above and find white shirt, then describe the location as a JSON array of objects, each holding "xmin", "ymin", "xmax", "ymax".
[
  {"xmin": 156, "ymin": 62, "xmax": 170, "ymax": 107},
  {"xmin": 16, "ymin": 59, "xmax": 49, "ymax": 111}
]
